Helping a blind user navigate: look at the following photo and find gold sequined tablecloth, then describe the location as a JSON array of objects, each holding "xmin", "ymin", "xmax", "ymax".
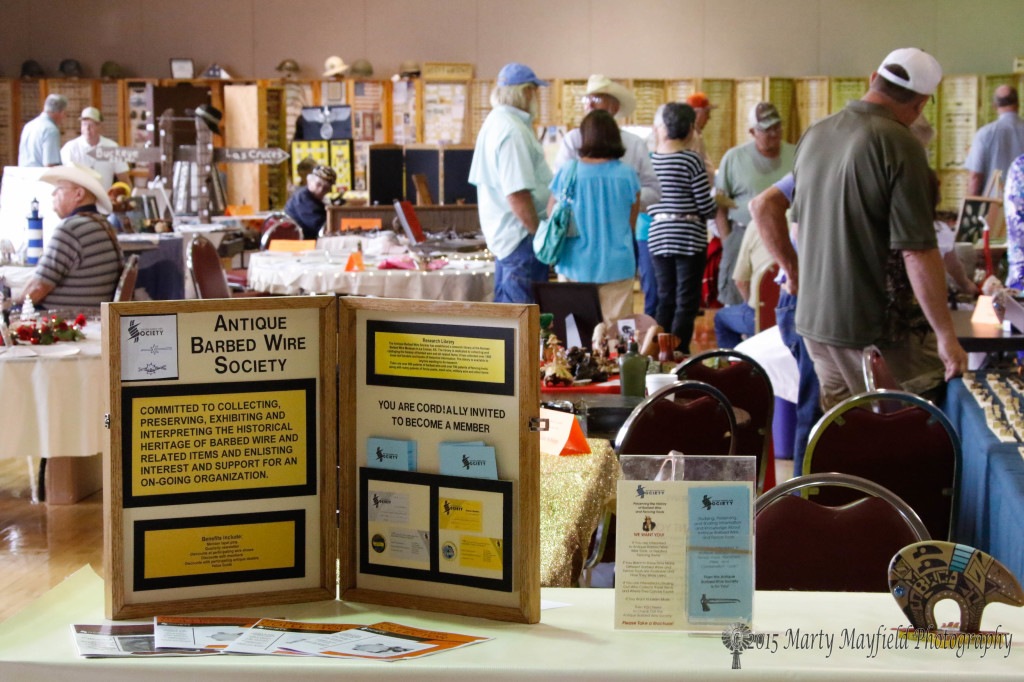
[{"xmin": 540, "ymin": 439, "xmax": 621, "ymax": 587}]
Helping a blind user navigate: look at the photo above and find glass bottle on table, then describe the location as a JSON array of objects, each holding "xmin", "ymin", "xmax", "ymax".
[{"xmin": 619, "ymin": 340, "xmax": 647, "ymax": 397}]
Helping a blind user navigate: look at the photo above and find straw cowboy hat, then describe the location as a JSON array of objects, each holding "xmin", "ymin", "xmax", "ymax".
[
  {"xmin": 40, "ymin": 163, "xmax": 113, "ymax": 214},
  {"xmin": 323, "ymin": 56, "xmax": 350, "ymax": 77},
  {"xmin": 585, "ymin": 74, "xmax": 636, "ymax": 119}
]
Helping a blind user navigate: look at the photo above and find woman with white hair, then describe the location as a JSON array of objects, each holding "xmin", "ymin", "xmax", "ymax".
[{"xmin": 647, "ymin": 102, "xmax": 717, "ymax": 354}]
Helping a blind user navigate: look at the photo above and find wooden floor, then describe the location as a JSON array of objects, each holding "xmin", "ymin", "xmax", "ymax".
[
  {"xmin": 0, "ymin": 306, "xmax": 793, "ymax": 623},
  {"xmin": 0, "ymin": 458, "xmax": 103, "ymax": 623}
]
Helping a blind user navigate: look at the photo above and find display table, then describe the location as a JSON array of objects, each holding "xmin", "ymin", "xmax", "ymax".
[
  {"xmin": 2, "ymin": 566, "xmax": 1022, "ymax": 679},
  {"xmin": 540, "ymin": 440, "xmax": 620, "ymax": 587},
  {"xmin": 942, "ymin": 377, "xmax": 1024, "ymax": 581},
  {"xmin": 951, "ymin": 308, "xmax": 1024, "ymax": 354},
  {"xmin": 246, "ymin": 251, "xmax": 494, "ymax": 301},
  {"xmin": 0, "ymin": 328, "xmax": 105, "ymax": 503}
]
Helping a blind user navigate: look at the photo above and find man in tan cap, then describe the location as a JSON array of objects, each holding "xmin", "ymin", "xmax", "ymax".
[
  {"xmin": 60, "ymin": 106, "xmax": 130, "ymax": 189},
  {"xmin": 761, "ymin": 47, "xmax": 967, "ymax": 408},
  {"xmin": 715, "ymin": 101, "xmax": 795, "ymax": 307},
  {"xmin": 23, "ymin": 164, "xmax": 122, "ymax": 308},
  {"xmin": 554, "ymin": 74, "xmax": 660, "ymax": 209}
]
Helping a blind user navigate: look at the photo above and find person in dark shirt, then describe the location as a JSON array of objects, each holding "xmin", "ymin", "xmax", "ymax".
[{"xmin": 285, "ymin": 165, "xmax": 336, "ymax": 239}]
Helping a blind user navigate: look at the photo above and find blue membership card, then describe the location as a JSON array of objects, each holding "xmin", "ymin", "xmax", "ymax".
[{"xmin": 686, "ymin": 484, "xmax": 753, "ymax": 623}]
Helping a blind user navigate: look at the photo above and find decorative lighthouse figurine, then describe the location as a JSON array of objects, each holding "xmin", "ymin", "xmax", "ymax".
[{"xmin": 26, "ymin": 198, "xmax": 43, "ymax": 265}]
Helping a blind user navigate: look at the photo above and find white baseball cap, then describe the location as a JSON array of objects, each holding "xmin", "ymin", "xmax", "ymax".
[{"xmin": 877, "ymin": 48, "xmax": 942, "ymax": 96}]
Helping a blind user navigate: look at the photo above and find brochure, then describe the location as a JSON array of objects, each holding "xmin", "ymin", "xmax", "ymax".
[{"xmin": 71, "ymin": 624, "xmax": 222, "ymax": 657}]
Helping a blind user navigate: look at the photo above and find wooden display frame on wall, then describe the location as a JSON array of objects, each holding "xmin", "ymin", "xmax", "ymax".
[
  {"xmin": 338, "ymin": 298, "xmax": 540, "ymax": 624},
  {"xmin": 103, "ymin": 297, "xmax": 338, "ymax": 620}
]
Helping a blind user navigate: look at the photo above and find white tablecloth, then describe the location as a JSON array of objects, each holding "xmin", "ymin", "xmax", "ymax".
[
  {"xmin": 2, "ymin": 566, "xmax": 1022, "ymax": 680},
  {"xmin": 1, "ymin": 264, "xmax": 35, "ymax": 301},
  {"xmin": 0, "ymin": 328, "xmax": 104, "ymax": 459},
  {"xmin": 247, "ymin": 251, "xmax": 494, "ymax": 301}
]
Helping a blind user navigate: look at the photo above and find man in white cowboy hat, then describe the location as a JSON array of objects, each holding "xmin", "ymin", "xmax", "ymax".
[
  {"xmin": 323, "ymin": 56, "xmax": 350, "ymax": 78},
  {"xmin": 22, "ymin": 164, "xmax": 123, "ymax": 308},
  {"xmin": 769, "ymin": 47, "xmax": 967, "ymax": 409},
  {"xmin": 554, "ymin": 74, "xmax": 660, "ymax": 209},
  {"xmin": 60, "ymin": 106, "xmax": 130, "ymax": 189}
]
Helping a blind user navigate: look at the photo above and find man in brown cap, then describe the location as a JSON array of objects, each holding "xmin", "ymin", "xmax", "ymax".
[{"xmin": 714, "ymin": 101, "xmax": 795, "ymax": 307}]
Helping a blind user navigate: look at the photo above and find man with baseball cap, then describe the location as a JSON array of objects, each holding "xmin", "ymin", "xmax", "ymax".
[
  {"xmin": 469, "ymin": 62, "xmax": 553, "ymax": 303},
  {"xmin": 767, "ymin": 47, "xmax": 966, "ymax": 409},
  {"xmin": 554, "ymin": 75, "xmax": 660, "ymax": 209},
  {"xmin": 684, "ymin": 92, "xmax": 716, "ymax": 167},
  {"xmin": 23, "ymin": 164, "xmax": 123, "ymax": 308},
  {"xmin": 60, "ymin": 106, "xmax": 130, "ymax": 189},
  {"xmin": 285, "ymin": 165, "xmax": 338, "ymax": 239},
  {"xmin": 715, "ymin": 101, "xmax": 795, "ymax": 307}
]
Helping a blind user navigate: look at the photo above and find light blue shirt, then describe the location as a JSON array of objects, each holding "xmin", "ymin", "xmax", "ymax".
[
  {"xmin": 468, "ymin": 105, "xmax": 552, "ymax": 259},
  {"xmin": 18, "ymin": 113, "xmax": 61, "ymax": 167},
  {"xmin": 550, "ymin": 159, "xmax": 640, "ymax": 283},
  {"xmin": 964, "ymin": 112, "xmax": 1024, "ymax": 191},
  {"xmin": 555, "ymin": 127, "xmax": 661, "ymax": 209}
]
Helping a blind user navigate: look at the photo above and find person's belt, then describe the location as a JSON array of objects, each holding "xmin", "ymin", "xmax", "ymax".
[{"xmin": 652, "ymin": 213, "xmax": 703, "ymax": 223}]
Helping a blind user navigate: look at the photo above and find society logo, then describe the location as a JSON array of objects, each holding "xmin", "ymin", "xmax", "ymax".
[{"xmin": 371, "ymin": 534, "xmax": 386, "ymax": 553}]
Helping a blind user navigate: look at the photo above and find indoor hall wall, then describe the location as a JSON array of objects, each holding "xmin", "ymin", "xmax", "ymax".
[{"xmin": 0, "ymin": 0, "xmax": 1020, "ymax": 82}]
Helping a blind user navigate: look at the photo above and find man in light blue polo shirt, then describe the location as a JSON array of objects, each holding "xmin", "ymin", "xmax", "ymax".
[
  {"xmin": 469, "ymin": 63, "xmax": 552, "ymax": 303},
  {"xmin": 19, "ymin": 93, "xmax": 67, "ymax": 167},
  {"xmin": 964, "ymin": 85, "xmax": 1024, "ymax": 195}
]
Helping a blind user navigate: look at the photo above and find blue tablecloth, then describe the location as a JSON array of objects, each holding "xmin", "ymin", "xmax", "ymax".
[
  {"xmin": 942, "ymin": 378, "xmax": 1024, "ymax": 580},
  {"xmin": 131, "ymin": 234, "xmax": 185, "ymax": 300}
]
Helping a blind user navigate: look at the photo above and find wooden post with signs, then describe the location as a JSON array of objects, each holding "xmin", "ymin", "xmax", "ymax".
[
  {"xmin": 338, "ymin": 298, "xmax": 541, "ymax": 623},
  {"xmin": 102, "ymin": 297, "xmax": 337, "ymax": 619}
]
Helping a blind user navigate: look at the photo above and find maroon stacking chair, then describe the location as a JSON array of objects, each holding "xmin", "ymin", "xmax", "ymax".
[
  {"xmin": 224, "ymin": 213, "xmax": 303, "ymax": 288},
  {"xmin": 113, "ymin": 254, "xmax": 139, "ymax": 302},
  {"xmin": 803, "ymin": 390, "xmax": 961, "ymax": 541},
  {"xmin": 579, "ymin": 381, "xmax": 737, "ymax": 586},
  {"xmin": 755, "ymin": 473, "xmax": 929, "ymax": 591},
  {"xmin": 188, "ymin": 236, "xmax": 264, "ymax": 299},
  {"xmin": 751, "ymin": 262, "xmax": 781, "ymax": 333},
  {"xmin": 674, "ymin": 349, "xmax": 773, "ymax": 493}
]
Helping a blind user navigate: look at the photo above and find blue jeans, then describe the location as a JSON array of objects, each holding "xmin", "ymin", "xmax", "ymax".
[
  {"xmin": 652, "ymin": 251, "xmax": 706, "ymax": 353},
  {"xmin": 776, "ymin": 292, "xmax": 822, "ymax": 472},
  {"xmin": 494, "ymin": 235, "xmax": 550, "ymax": 304},
  {"xmin": 714, "ymin": 303, "xmax": 755, "ymax": 348},
  {"xmin": 636, "ymin": 239, "xmax": 658, "ymax": 317}
]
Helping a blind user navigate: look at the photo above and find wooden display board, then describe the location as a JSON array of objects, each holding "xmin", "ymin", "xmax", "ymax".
[
  {"xmin": 700, "ymin": 79, "xmax": 736, "ymax": 168},
  {"xmin": 0, "ymin": 79, "xmax": 15, "ymax": 168},
  {"xmin": 938, "ymin": 75, "xmax": 979, "ymax": 171},
  {"xmin": 733, "ymin": 77, "xmax": 765, "ymax": 144},
  {"xmin": 629, "ymin": 79, "xmax": 666, "ymax": 126},
  {"xmin": 766, "ymin": 78, "xmax": 797, "ymax": 143},
  {"xmin": 829, "ymin": 77, "xmax": 868, "ymax": 114},
  {"xmin": 338, "ymin": 298, "xmax": 540, "ymax": 624},
  {"xmin": 794, "ymin": 77, "xmax": 829, "ymax": 135},
  {"xmin": 103, "ymin": 297, "xmax": 338, "ymax": 619}
]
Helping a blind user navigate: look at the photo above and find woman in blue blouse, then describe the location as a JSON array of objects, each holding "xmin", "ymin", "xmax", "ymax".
[{"xmin": 547, "ymin": 110, "xmax": 640, "ymax": 323}]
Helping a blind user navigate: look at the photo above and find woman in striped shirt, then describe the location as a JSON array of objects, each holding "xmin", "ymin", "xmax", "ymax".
[{"xmin": 648, "ymin": 102, "xmax": 717, "ymax": 353}]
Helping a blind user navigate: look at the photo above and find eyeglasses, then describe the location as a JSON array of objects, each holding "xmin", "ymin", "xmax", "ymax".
[{"xmin": 581, "ymin": 94, "xmax": 612, "ymax": 106}]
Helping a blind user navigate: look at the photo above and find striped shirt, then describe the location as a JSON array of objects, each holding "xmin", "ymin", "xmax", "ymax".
[
  {"xmin": 34, "ymin": 208, "xmax": 122, "ymax": 307},
  {"xmin": 647, "ymin": 151, "xmax": 716, "ymax": 256}
]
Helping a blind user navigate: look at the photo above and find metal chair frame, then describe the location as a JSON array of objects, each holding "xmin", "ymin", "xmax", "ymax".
[
  {"xmin": 803, "ymin": 389, "xmax": 962, "ymax": 540},
  {"xmin": 673, "ymin": 349, "xmax": 773, "ymax": 493}
]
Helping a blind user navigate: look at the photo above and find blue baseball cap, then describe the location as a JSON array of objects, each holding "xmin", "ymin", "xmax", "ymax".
[{"xmin": 496, "ymin": 63, "xmax": 547, "ymax": 87}]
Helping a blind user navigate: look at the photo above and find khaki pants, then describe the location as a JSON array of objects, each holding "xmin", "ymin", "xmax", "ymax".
[
  {"xmin": 804, "ymin": 335, "xmax": 944, "ymax": 411},
  {"xmin": 557, "ymin": 275, "xmax": 635, "ymax": 325}
]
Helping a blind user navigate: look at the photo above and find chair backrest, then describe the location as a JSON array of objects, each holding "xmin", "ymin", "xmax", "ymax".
[
  {"xmin": 861, "ymin": 344, "xmax": 900, "ymax": 391},
  {"xmin": 674, "ymin": 349, "xmax": 773, "ymax": 492},
  {"xmin": 188, "ymin": 236, "xmax": 231, "ymax": 299},
  {"xmin": 750, "ymin": 262, "xmax": 781, "ymax": 333},
  {"xmin": 804, "ymin": 390, "xmax": 961, "ymax": 540},
  {"xmin": 113, "ymin": 254, "xmax": 139, "ymax": 302},
  {"xmin": 532, "ymin": 281, "xmax": 603, "ymax": 350},
  {"xmin": 260, "ymin": 219, "xmax": 304, "ymax": 251},
  {"xmin": 755, "ymin": 473, "xmax": 929, "ymax": 591},
  {"xmin": 615, "ymin": 380, "xmax": 737, "ymax": 458}
]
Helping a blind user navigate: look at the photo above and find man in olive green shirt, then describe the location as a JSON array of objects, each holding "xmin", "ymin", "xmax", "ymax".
[{"xmin": 787, "ymin": 48, "xmax": 967, "ymax": 409}]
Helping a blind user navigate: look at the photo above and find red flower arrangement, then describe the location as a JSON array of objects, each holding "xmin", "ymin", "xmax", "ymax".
[{"xmin": 12, "ymin": 314, "xmax": 87, "ymax": 345}]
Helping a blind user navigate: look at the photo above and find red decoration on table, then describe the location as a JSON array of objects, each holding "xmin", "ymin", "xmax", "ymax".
[{"xmin": 11, "ymin": 315, "xmax": 86, "ymax": 345}]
